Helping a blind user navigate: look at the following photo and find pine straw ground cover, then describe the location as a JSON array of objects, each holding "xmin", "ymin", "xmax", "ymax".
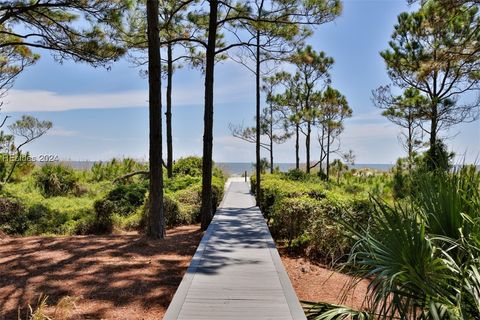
[
  {"xmin": 280, "ymin": 249, "xmax": 369, "ymax": 312},
  {"xmin": 0, "ymin": 225, "xmax": 202, "ymax": 320}
]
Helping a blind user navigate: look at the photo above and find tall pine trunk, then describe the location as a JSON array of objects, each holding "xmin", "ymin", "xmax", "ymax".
[
  {"xmin": 430, "ymin": 102, "xmax": 438, "ymax": 149},
  {"xmin": 255, "ymin": 30, "xmax": 261, "ymax": 204},
  {"xmin": 166, "ymin": 43, "xmax": 173, "ymax": 178},
  {"xmin": 306, "ymin": 121, "xmax": 311, "ymax": 173},
  {"xmin": 269, "ymin": 102, "xmax": 274, "ymax": 174},
  {"xmin": 295, "ymin": 124, "xmax": 300, "ymax": 169},
  {"xmin": 407, "ymin": 113, "xmax": 413, "ymax": 172},
  {"xmin": 146, "ymin": 0, "xmax": 165, "ymax": 239},
  {"xmin": 326, "ymin": 129, "xmax": 331, "ymax": 180},
  {"xmin": 319, "ymin": 125, "xmax": 325, "ymax": 175},
  {"xmin": 200, "ymin": 0, "xmax": 218, "ymax": 231}
]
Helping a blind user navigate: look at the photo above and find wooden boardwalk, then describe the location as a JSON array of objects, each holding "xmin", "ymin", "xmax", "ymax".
[{"xmin": 163, "ymin": 180, "xmax": 306, "ymax": 320}]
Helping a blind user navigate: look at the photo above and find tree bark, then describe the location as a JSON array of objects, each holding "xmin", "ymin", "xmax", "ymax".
[
  {"xmin": 306, "ymin": 121, "xmax": 311, "ymax": 173},
  {"xmin": 255, "ymin": 30, "xmax": 261, "ymax": 204},
  {"xmin": 430, "ymin": 102, "xmax": 438, "ymax": 150},
  {"xmin": 166, "ymin": 43, "xmax": 173, "ymax": 178},
  {"xmin": 269, "ymin": 102, "xmax": 274, "ymax": 174},
  {"xmin": 326, "ymin": 129, "xmax": 331, "ymax": 180},
  {"xmin": 319, "ymin": 125, "xmax": 325, "ymax": 176},
  {"xmin": 146, "ymin": 0, "xmax": 165, "ymax": 239},
  {"xmin": 407, "ymin": 112, "xmax": 413, "ymax": 172},
  {"xmin": 295, "ymin": 124, "xmax": 300, "ymax": 169},
  {"xmin": 200, "ymin": 0, "xmax": 218, "ymax": 231}
]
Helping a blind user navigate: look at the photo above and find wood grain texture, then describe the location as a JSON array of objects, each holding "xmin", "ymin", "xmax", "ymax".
[{"xmin": 164, "ymin": 180, "xmax": 306, "ymax": 320}]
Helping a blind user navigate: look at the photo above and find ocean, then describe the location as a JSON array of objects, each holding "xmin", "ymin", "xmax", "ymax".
[
  {"xmin": 216, "ymin": 162, "xmax": 394, "ymax": 175},
  {"xmin": 45, "ymin": 161, "xmax": 394, "ymax": 175}
]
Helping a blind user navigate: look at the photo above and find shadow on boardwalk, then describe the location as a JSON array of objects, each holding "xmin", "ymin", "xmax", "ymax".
[{"xmin": 164, "ymin": 182, "xmax": 306, "ymax": 320}]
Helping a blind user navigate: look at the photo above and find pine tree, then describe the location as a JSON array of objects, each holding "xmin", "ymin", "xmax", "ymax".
[
  {"xmin": 380, "ymin": 0, "xmax": 479, "ymax": 168},
  {"xmin": 146, "ymin": 0, "xmax": 165, "ymax": 239},
  {"xmin": 373, "ymin": 86, "xmax": 428, "ymax": 170},
  {"xmin": 317, "ymin": 86, "xmax": 352, "ymax": 180}
]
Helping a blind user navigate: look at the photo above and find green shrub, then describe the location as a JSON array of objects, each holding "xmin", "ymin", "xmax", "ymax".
[
  {"xmin": 106, "ymin": 183, "xmax": 147, "ymax": 215},
  {"xmin": 92, "ymin": 199, "xmax": 114, "ymax": 233},
  {"xmin": 25, "ymin": 204, "xmax": 70, "ymax": 235},
  {"xmin": 306, "ymin": 196, "xmax": 372, "ymax": 265},
  {"xmin": 34, "ymin": 164, "xmax": 78, "ymax": 197},
  {"xmin": 284, "ymin": 168, "xmax": 309, "ymax": 181},
  {"xmin": 90, "ymin": 158, "xmax": 146, "ymax": 182},
  {"xmin": 172, "ymin": 185, "xmax": 202, "ymax": 224},
  {"xmin": 332, "ymin": 165, "xmax": 480, "ymax": 320},
  {"xmin": 211, "ymin": 176, "xmax": 225, "ymax": 208},
  {"xmin": 163, "ymin": 194, "xmax": 181, "ymax": 227},
  {"xmin": 254, "ymin": 173, "xmax": 372, "ymax": 264},
  {"xmin": 139, "ymin": 193, "xmax": 187, "ymax": 230},
  {"xmin": 271, "ymin": 196, "xmax": 319, "ymax": 248},
  {"xmin": 343, "ymin": 183, "xmax": 364, "ymax": 195},
  {"xmin": 391, "ymin": 158, "xmax": 411, "ymax": 199},
  {"xmin": 173, "ymin": 156, "xmax": 203, "ymax": 177},
  {"xmin": 0, "ymin": 197, "xmax": 28, "ymax": 235},
  {"xmin": 254, "ymin": 174, "xmax": 325, "ymax": 221},
  {"xmin": 69, "ymin": 200, "xmax": 114, "ymax": 235},
  {"xmin": 165, "ymin": 175, "xmax": 200, "ymax": 192},
  {"xmin": 113, "ymin": 208, "xmax": 143, "ymax": 230}
]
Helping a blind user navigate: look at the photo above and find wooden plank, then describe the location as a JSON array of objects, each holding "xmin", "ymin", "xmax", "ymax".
[{"xmin": 163, "ymin": 180, "xmax": 306, "ymax": 320}]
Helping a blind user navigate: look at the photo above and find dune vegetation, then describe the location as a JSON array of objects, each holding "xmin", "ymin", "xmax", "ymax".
[{"xmin": 0, "ymin": 156, "xmax": 226, "ymax": 237}]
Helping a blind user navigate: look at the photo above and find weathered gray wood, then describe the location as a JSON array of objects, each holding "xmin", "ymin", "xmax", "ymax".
[{"xmin": 163, "ymin": 180, "xmax": 306, "ymax": 320}]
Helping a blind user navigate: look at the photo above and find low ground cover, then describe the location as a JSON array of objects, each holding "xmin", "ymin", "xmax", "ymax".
[{"xmin": 0, "ymin": 156, "xmax": 226, "ymax": 236}]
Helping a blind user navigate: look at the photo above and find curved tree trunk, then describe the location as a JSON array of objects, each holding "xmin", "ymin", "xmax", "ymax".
[
  {"xmin": 166, "ymin": 43, "xmax": 173, "ymax": 178},
  {"xmin": 200, "ymin": 0, "xmax": 218, "ymax": 231},
  {"xmin": 146, "ymin": 0, "xmax": 165, "ymax": 239}
]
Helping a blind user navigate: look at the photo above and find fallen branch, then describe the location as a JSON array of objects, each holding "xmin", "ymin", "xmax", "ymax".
[
  {"xmin": 113, "ymin": 170, "xmax": 150, "ymax": 183},
  {"xmin": 113, "ymin": 160, "xmax": 168, "ymax": 183}
]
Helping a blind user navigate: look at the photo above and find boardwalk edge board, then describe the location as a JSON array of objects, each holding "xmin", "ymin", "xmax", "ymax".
[{"xmin": 163, "ymin": 179, "xmax": 306, "ymax": 320}]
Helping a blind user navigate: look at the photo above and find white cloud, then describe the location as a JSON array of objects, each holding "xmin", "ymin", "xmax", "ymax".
[
  {"xmin": 4, "ymin": 89, "xmax": 149, "ymax": 112},
  {"xmin": 47, "ymin": 127, "xmax": 79, "ymax": 137},
  {"xmin": 2, "ymin": 75, "xmax": 252, "ymax": 112}
]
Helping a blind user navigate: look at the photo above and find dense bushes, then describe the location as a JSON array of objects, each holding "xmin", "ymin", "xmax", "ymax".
[
  {"xmin": 148, "ymin": 172, "xmax": 225, "ymax": 228},
  {"xmin": 320, "ymin": 166, "xmax": 480, "ymax": 319},
  {"xmin": 34, "ymin": 164, "xmax": 79, "ymax": 197},
  {"xmin": 106, "ymin": 183, "xmax": 148, "ymax": 216},
  {"xmin": 173, "ymin": 156, "xmax": 203, "ymax": 177},
  {"xmin": 0, "ymin": 197, "xmax": 97, "ymax": 236},
  {"xmin": 112, "ymin": 156, "xmax": 226, "ymax": 232},
  {"xmin": 0, "ymin": 155, "xmax": 226, "ymax": 236},
  {"xmin": 90, "ymin": 158, "xmax": 146, "ymax": 182},
  {"xmin": 0, "ymin": 198, "xmax": 28, "ymax": 235},
  {"xmin": 253, "ymin": 172, "xmax": 372, "ymax": 265},
  {"xmin": 270, "ymin": 196, "xmax": 318, "ymax": 247}
]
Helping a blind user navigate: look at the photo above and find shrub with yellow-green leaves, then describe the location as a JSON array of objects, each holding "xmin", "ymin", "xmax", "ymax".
[{"xmin": 253, "ymin": 173, "xmax": 372, "ymax": 264}]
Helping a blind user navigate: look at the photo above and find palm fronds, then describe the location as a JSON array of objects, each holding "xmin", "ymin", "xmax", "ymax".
[
  {"xmin": 317, "ymin": 166, "xmax": 480, "ymax": 319},
  {"xmin": 302, "ymin": 301, "xmax": 371, "ymax": 320}
]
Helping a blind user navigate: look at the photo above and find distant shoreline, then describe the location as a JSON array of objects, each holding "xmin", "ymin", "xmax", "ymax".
[{"xmin": 35, "ymin": 161, "xmax": 395, "ymax": 174}]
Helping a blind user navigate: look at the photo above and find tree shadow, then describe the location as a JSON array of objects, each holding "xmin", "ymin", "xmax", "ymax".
[{"xmin": 0, "ymin": 225, "xmax": 202, "ymax": 320}]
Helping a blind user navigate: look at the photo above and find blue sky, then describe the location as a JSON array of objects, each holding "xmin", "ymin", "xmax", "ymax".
[{"xmin": 3, "ymin": 0, "xmax": 479, "ymax": 164}]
